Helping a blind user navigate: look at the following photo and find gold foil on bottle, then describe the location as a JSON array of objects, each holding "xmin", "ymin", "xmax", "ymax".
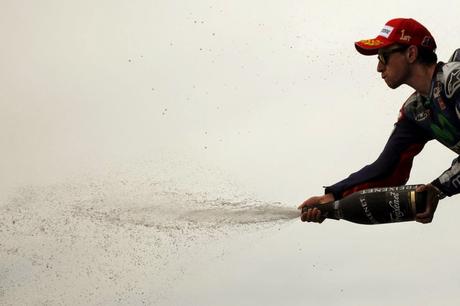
[{"xmin": 410, "ymin": 191, "xmax": 416, "ymax": 218}]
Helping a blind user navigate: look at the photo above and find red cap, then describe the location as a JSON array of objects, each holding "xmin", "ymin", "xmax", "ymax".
[{"xmin": 355, "ymin": 18, "xmax": 436, "ymax": 55}]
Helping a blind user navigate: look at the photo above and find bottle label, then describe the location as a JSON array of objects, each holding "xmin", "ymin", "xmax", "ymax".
[
  {"xmin": 341, "ymin": 185, "xmax": 419, "ymax": 224},
  {"xmin": 359, "ymin": 197, "xmax": 379, "ymax": 224},
  {"xmin": 388, "ymin": 191, "xmax": 404, "ymax": 222},
  {"xmin": 359, "ymin": 185, "xmax": 417, "ymax": 194}
]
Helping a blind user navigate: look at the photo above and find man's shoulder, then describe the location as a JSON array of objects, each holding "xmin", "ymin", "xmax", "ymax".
[
  {"xmin": 439, "ymin": 62, "xmax": 460, "ymax": 99},
  {"xmin": 401, "ymin": 92, "xmax": 419, "ymax": 109},
  {"xmin": 399, "ymin": 92, "xmax": 420, "ymax": 121}
]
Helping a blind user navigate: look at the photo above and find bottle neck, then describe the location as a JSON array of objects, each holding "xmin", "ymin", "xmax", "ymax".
[{"xmin": 318, "ymin": 201, "xmax": 341, "ymax": 220}]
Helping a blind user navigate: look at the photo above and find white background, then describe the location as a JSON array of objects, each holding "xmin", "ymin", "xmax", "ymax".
[{"xmin": 1, "ymin": 1, "xmax": 460, "ymax": 305}]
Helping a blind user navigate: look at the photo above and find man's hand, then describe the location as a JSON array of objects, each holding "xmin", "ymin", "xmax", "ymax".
[
  {"xmin": 298, "ymin": 193, "xmax": 335, "ymax": 223},
  {"xmin": 415, "ymin": 184, "xmax": 444, "ymax": 224}
]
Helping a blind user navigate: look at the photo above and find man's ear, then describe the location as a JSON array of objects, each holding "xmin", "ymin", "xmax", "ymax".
[{"xmin": 407, "ymin": 45, "xmax": 418, "ymax": 64}]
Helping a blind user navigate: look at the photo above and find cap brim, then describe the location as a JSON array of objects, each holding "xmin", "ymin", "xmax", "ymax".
[{"xmin": 354, "ymin": 37, "xmax": 393, "ymax": 55}]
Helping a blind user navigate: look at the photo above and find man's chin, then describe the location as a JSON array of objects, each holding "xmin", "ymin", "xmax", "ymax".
[{"xmin": 385, "ymin": 80, "xmax": 402, "ymax": 89}]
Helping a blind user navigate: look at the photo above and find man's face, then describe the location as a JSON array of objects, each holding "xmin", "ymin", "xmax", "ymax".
[{"xmin": 376, "ymin": 45, "xmax": 410, "ymax": 89}]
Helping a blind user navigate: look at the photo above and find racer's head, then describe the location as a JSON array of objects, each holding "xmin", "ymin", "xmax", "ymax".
[
  {"xmin": 355, "ymin": 18, "xmax": 437, "ymax": 89},
  {"xmin": 354, "ymin": 18, "xmax": 436, "ymax": 57}
]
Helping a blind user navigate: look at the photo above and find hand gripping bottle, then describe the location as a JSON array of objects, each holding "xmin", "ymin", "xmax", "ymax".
[{"xmin": 302, "ymin": 185, "xmax": 427, "ymax": 225}]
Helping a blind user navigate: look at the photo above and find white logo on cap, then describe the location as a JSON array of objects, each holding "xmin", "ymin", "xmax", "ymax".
[{"xmin": 380, "ymin": 25, "xmax": 394, "ymax": 38}]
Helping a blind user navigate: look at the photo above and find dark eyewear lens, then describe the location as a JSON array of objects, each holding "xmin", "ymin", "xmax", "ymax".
[{"xmin": 378, "ymin": 46, "xmax": 408, "ymax": 65}]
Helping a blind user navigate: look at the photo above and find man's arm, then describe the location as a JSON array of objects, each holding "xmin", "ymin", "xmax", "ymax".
[
  {"xmin": 431, "ymin": 157, "xmax": 460, "ymax": 197},
  {"xmin": 431, "ymin": 63, "xmax": 460, "ymax": 196},
  {"xmin": 300, "ymin": 114, "xmax": 431, "ymax": 222},
  {"xmin": 324, "ymin": 116, "xmax": 431, "ymax": 200}
]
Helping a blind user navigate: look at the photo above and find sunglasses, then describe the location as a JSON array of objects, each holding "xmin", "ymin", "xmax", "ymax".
[{"xmin": 377, "ymin": 46, "xmax": 408, "ymax": 65}]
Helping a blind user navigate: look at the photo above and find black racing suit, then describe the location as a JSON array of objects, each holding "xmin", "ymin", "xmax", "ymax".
[{"xmin": 325, "ymin": 50, "xmax": 460, "ymax": 200}]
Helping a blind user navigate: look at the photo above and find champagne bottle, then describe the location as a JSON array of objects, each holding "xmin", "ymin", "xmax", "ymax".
[{"xmin": 302, "ymin": 185, "xmax": 427, "ymax": 225}]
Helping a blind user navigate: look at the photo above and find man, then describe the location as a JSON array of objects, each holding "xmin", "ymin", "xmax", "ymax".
[{"xmin": 299, "ymin": 18, "xmax": 460, "ymax": 224}]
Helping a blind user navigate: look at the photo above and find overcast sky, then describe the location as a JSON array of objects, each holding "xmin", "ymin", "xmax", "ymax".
[{"xmin": 2, "ymin": 0, "xmax": 460, "ymax": 305}]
